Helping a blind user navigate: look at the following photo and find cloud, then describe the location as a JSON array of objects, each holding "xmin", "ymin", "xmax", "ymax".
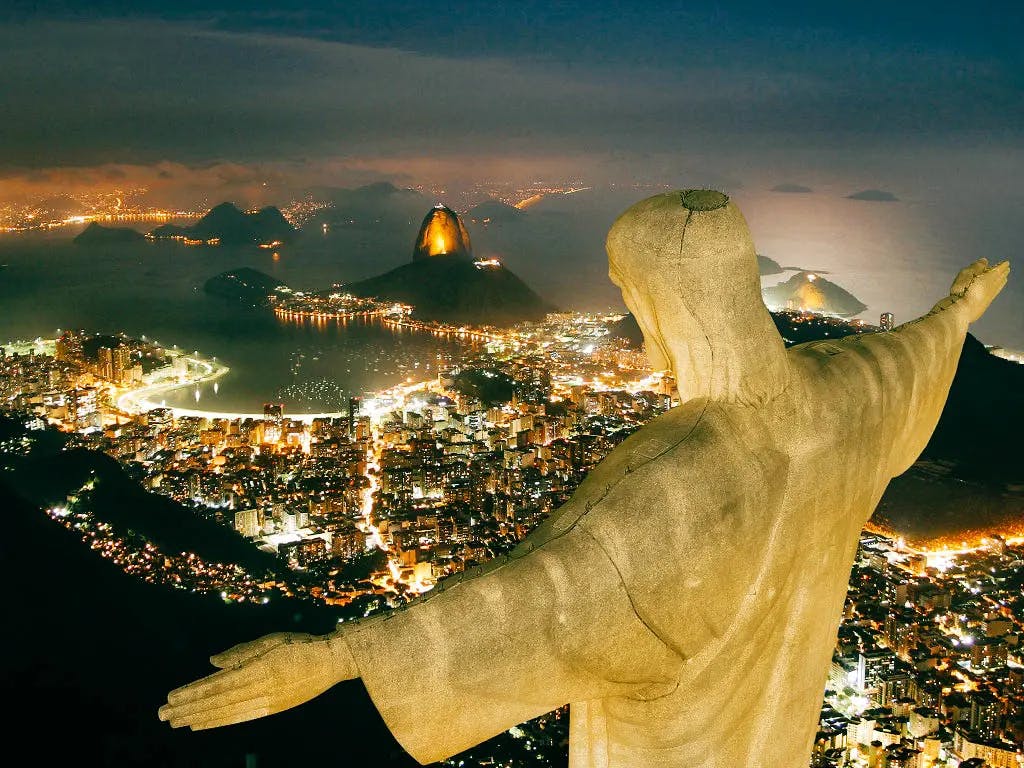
[
  {"xmin": 846, "ymin": 189, "xmax": 900, "ymax": 202},
  {"xmin": 0, "ymin": 18, "xmax": 1021, "ymax": 174}
]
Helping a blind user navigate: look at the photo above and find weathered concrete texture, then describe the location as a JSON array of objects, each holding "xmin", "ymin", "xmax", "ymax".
[{"xmin": 161, "ymin": 190, "xmax": 1009, "ymax": 768}]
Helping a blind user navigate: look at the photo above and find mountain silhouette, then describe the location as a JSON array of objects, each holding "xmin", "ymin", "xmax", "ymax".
[
  {"xmin": 150, "ymin": 203, "xmax": 295, "ymax": 245},
  {"xmin": 344, "ymin": 253, "xmax": 554, "ymax": 326},
  {"xmin": 204, "ymin": 267, "xmax": 288, "ymax": 306},
  {"xmin": 74, "ymin": 222, "xmax": 144, "ymax": 245},
  {"xmin": 467, "ymin": 199, "xmax": 525, "ymax": 224},
  {"xmin": 0, "ymin": 476, "xmax": 415, "ymax": 768},
  {"xmin": 763, "ymin": 271, "xmax": 867, "ymax": 316}
]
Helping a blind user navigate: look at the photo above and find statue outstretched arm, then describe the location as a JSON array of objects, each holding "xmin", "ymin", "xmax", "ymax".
[
  {"xmin": 160, "ymin": 526, "xmax": 682, "ymax": 764},
  {"xmin": 836, "ymin": 258, "xmax": 1009, "ymax": 476}
]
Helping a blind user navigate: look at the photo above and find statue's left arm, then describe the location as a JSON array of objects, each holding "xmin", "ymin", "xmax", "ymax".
[
  {"xmin": 160, "ymin": 525, "xmax": 682, "ymax": 764},
  {"xmin": 842, "ymin": 258, "xmax": 1009, "ymax": 476}
]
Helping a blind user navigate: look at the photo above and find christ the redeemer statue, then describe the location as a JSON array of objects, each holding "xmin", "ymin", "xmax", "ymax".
[{"xmin": 160, "ymin": 189, "xmax": 1009, "ymax": 767}]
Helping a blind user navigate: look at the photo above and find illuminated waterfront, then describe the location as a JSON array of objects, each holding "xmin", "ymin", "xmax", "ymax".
[{"xmin": 0, "ymin": 233, "xmax": 479, "ymax": 413}]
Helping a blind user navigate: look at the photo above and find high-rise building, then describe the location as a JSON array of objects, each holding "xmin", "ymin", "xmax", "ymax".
[
  {"xmin": 97, "ymin": 343, "xmax": 132, "ymax": 383},
  {"xmin": 233, "ymin": 508, "xmax": 263, "ymax": 539},
  {"xmin": 98, "ymin": 346, "xmax": 114, "ymax": 380},
  {"xmin": 348, "ymin": 396, "xmax": 361, "ymax": 438},
  {"xmin": 908, "ymin": 707, "xmax": 940, "ymax": 738},
  {"xmin": 969, "ymin": 692, "xmax": 1003, "ymax": 740},
  {"xmin": 885, "ymin": 608, "xmax": 918, "ymax": 658},
  {"xmin": 857, "ymin": 649, "xmax": 896, "ymax": 691},
  {"xmin": 263, "ymin": 402, "xmax": 284, "ymax": 444},
  {"xmin": 146, "ymin": 408, "xmax": 174, "ymax": 432},
  {"xmin": 875, "ymin": 673, "xmax": 917, "ymax": 707},
  {"xmin": 113, "ymin": 344, "xmax": 131, "ymax": 384},
  {"xmin": 279, "ymin": 537, "xmax": 328, "ymax": 569},
  {"xmin": 54, "ymin": 331, "xmax": 83, "ymax": 362},
  {"xmin": 953, "ymin": 726, "xmax": 1018, "ymax": 768},
  {"xmin": 67, "ymin": 387, "xmax": 100, "ymax": 430}
]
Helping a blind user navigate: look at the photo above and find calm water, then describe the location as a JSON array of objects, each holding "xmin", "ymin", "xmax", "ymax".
[{"xmin": 0, "ymin": 233, "xmax": 474, "ymax": 412}]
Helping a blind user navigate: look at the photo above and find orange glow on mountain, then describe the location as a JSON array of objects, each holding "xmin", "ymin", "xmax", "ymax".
[{"xmin": 413, "ymin": 204, "xmax": 472, "ymax": 260}]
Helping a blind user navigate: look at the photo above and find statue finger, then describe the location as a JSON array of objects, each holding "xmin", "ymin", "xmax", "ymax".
[
  {"xmin": 190, "ymin": 706, "xmax": 273, "ymax": 731},
  {"xmin": 160, "ymin": 682, "xmax": 266, "ymax": 722},
  {"xmin": 210, "ymin": 633, "xmax": 292, "ymax": 669},
  {"xmin": 171, "ymin": 697, "xmax": 272, "ymax": 730},
  {"xmin": 166, "ymin": 666, "xmax": 253, "ymax": 706}
]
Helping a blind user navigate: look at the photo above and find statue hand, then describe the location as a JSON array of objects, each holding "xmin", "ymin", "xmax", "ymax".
[
  {"xmin": 158, "ymin": 631, "xmax": 358, "ymax": 730},
  {"xmin": 950, "ymin": 258, "xmax": 1010, "ymax": 322}
]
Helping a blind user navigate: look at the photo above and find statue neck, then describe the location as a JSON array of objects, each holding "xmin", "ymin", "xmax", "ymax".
[{"xmin": 670, "ymin": 305, "xmax": 790, "ymax": 407}]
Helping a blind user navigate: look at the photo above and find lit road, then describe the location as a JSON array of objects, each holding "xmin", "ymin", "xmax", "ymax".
[{"xmin": 356, "ymin": 377, "xmax": 437, "ymax": 595}]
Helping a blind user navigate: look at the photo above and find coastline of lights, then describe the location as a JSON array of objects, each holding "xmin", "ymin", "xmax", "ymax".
[
  {"xmin": 273, "ymin": 307, "xmax": 390, "ymax": 320},
  {"xmin": 273, "ymin": 300, "xmax": 515, "ymax": 344},
  {"xmin": 865, "ymin": 521, "xmax": 1024, "ymax": 569}
]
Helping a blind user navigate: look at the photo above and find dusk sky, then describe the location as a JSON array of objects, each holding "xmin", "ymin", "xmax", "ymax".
[{"xmin": 2, "ymin": 2, "xmax": 1021, "ymax": 184}]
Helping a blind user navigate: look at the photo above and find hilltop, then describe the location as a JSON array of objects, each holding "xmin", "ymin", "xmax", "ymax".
[
  {"xmin": 0, "ymin": 473, "xmax": 409, "ymax": 767},
  {"xmin": 0, "ymin": 418, "xmax": 276, "ymax": 575},
  {"xmin": 763, "ymin": 271, "xmax": 867, "ymax": 316},
  {"xmin": 73, "ymin": 222, "xmax": 144, "ymax": 245},
  {"xmin": 204, "ymin": 267, "xmax": 289, "ymax": 306},
  {"xmin": 467, "ymin": 199, "xmax": 525, "ymax": 224},
  {"xmin": 757, "ymin": 254, "xmax": 784, "ymax": 276},
  {"xmin": 344, "ymin": 253, "xmax": 554, "ymax": 326},
  {"xmin": 150, "ymin": 203, "xmax": 296, "ymax": 245}
]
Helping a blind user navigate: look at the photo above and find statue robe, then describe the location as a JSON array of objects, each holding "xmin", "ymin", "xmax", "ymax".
[{"xmin": 343, "ymin": 297, "xmax": 969, "ymax": 767}]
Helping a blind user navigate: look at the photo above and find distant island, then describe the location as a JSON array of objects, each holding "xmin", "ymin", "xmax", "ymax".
[
  {"xmin": 757, "ymin": 254, "xmax": 784, "ymax": 276},
  {"xmin": 762, "ymin": 271, "xmax": 867, "ymax": 316},
  {"xmin": 204, "ymin": 267, "xmax": 289, "ymax": 306},
  {"xmin": 73, "ymin": 222, "xmax": 144, "ymax": 245},
  {"xmin": 149, "ymin": 202, "xmax": 296, "ymax": 246},
  {"xmin": 466, "ymin": 198, "xmax": 525, "ymax": 224},
  {"xmin": 310, "ymin": 181, "xmax": 426, "ymax": 227}
]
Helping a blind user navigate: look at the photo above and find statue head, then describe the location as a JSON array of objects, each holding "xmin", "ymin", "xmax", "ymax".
[{"xmin": 607, "ymin": 190, "xmax": 788, "ymax": 405}]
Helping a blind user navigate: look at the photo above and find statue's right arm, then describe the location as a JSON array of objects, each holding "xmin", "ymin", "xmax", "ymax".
[
  {"xmin": 160, "ymin": 526, "xmax": 682, "ymax": 764},
  {"xmin": 835, "ymin": 258, "xmax": 1008, "ymax": 477}
]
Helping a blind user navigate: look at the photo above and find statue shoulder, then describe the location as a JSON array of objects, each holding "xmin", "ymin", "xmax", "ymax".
[
  {"xmin": 558, "ymin": 402, "xmax": 794, "ymax": 660},
  {"xmin": 515, "ymin": 399, "xmax": 711, "ymax": 550},
  {"xmin": 591, "ymin": 403, "xmax": 786, "ymax": 524}
]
